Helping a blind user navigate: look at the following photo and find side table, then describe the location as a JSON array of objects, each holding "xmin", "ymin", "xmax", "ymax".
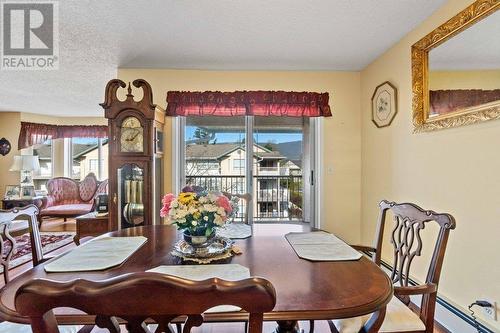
[
  {"xmin": 2, "ymin": 196, "xmax": 44, "ymax": 210},
  {"xmin": 74, "ymin": 211, "xmax": 109, "ymax": 245}
]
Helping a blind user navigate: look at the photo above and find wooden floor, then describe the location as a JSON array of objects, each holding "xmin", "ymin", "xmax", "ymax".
[{"xmin": 2, "ymin": 218, "xmax": 448, "ymax": 333}]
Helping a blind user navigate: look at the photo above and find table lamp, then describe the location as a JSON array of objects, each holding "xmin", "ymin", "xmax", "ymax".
[{"xmin": 9, "ymin": 155, "xmax": 40, "ymax": 197}]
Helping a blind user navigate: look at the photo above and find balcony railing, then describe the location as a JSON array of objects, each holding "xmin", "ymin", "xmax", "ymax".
[{"xmin": 185, "ymin": 175, "xmax": 303, "ymax": 221}]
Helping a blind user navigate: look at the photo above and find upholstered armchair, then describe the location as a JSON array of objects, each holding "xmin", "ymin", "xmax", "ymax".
[{"xmin": 39, "ymin": 173, "xmax": 108, "ymax": 226}]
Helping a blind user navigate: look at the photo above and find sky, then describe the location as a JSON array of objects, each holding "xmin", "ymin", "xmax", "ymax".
[
  {"xmin": 73, "ymin": 128, "xmax": 303, "ymax": 145},
  {"xmin": 185, "ymin": 126, "xmax": 302, "ymax": 144}
]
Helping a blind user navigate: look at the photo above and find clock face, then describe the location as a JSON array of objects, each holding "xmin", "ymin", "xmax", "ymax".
[{"xmin": 120, "ymin": 117, "xmax": 143, "ymax": 153}]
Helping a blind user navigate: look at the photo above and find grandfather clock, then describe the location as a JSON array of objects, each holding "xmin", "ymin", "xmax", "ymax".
[{"xmin": 100, "ymin": 79, "xmax": 165, "ymax": 230}]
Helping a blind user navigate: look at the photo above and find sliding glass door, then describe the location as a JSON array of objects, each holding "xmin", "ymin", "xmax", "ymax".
[{"xmin": 180, "ymin": 116, "xmax": 315, "ymax": 224}]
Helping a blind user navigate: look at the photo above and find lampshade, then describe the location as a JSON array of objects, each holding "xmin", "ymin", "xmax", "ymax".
[{"xmin": 9, "ymin": 155, "xmax": 41, "ymax": 172}]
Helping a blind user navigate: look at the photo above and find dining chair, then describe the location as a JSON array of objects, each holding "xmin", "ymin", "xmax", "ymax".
[
  {"xmin": 0, "ymin": 218, "xmax": 16, "ymax": 284},
  {"xmin": 0, "ymin": 205, "xmax": 47, "ymax": 267},
  {"xmin": 327, "ymin": 200, "xmax": 456, "ymax": 333},
  {"xmin": 222, "ymin": 192, "xmax": 252, "ymax": 224},
  {"xmin": 15, "ymin": 272, "xmax": 277, "ymax": 333},
  {"xmin": 0, "ymin": 205, "xmax": 83, "ymax": 333},
  {"xmin": 0, "ymin": 205, "xmax": 47, "ymax": 283}
]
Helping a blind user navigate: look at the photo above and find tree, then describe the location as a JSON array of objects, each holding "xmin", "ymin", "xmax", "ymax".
[
  {"xmin": 186, "ymin": 127, "xmax": 216, "ymax": 145},
  {"xmin": 264, "ymin": 142, "xmax": 274, "ymax": 151}
]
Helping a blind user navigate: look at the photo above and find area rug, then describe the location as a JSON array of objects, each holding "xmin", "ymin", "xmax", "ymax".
[{"xmin": 2, "ymin": 232, "xmax": 75, "ymax": 269}]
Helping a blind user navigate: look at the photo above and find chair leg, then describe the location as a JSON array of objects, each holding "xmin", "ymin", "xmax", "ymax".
[
  {"xmin": 77, "ymin": 325, "xmax": 95, "ymax": 333},
  {"xmin": 309, "ymin": 320, "xmax": 314, "ymax": 333},
  {"xmin": 327, "ymin": 320, "xmax": 340, "ymax": 333}
]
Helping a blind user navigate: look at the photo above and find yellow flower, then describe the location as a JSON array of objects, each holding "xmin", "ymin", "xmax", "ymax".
[
  {"xmin": 193, "ymin": 211, "xmax": 201, "ymax": 219},
  {"xmin": 178, "ymin": 192, "xmax": 196, "ymax": 205}
]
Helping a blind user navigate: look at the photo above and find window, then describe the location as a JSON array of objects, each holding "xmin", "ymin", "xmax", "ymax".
[
  {"xmin": 70, "ymin": 138, "xmax": 108, "ymax": 181},
  {"xmin": 180, "ymin": 115, "xmax": 311, "ymax": 223},
  {"xmin": 32, "ymin": 139, "xmax": 52, "ymax": 191},
  {"xmin": 233, "ymin": 159, "xmax": 244, "ymax": 172},
  {"xmin": 89, "ymin": 159, "xmax": 98, "ymax": 173}
]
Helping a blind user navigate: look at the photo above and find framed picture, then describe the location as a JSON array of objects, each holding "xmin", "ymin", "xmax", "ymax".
[
  {"xmin": 22, "ymin": 186, "xmax": 35, "ymax": 198},
  {"xmin": 4, "ymin": 185, "xmax": 20, "ymax": 199},
  {"xmin": 372, "ymin": 81, "xmax": 398, "ymax": 128}
]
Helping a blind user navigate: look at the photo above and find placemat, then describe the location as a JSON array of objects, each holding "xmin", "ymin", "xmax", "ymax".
[
  {"xmin": 148, "ymin": 264, "xmax": 250, "ymax": 313},
  {"xmin": 286, "ymin": 231, "xmax": 362, "ymax": 261},
  {"xmin": 44, "ymin": 236, "xmax": 147, "ymax": 272},
  {"xmin": 217, "ymin": 223, "xmax": 252, "ymax": 239}
]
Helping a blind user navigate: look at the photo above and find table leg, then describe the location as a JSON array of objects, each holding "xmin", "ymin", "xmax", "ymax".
[
  {"xmin": 362, "ymin": 305, "xmax": 386, "ymax": 333},
  {"xmin": 275, "ymin": 320, "xmax": 299, "ymax": 333}
]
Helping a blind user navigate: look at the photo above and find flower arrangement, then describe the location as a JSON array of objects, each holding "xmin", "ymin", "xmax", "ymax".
[{"xmin": 160, "ymin": 186, "xmax": 237, "ymax": 237}]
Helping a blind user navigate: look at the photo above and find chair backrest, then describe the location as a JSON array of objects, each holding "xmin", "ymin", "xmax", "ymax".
[
  {"xmin": 222, "ymin": 192, "xmax": 252, "ymax": 225},
  {"xmin": 95, "ymin": 179, "xmax": 109, "ymax": 197},
  {"xmin": 0, "ymin": 215, "xmax": 15, "ymax": 284},
  {"xmin": 0, "ymin": 205, "xmax": 43, "ymax": 281},
  {"xmin": 15, "ymin": 273, "xmax": 276, "ymax": 333},
  {"xmin": 46, "ymin": 173, "xmax": 100, "ymax": 204},
  {"xmin": 78, "ymin": 173, "xmax": 99, "ymax": 202},
  {"xmin": 372, "ymin": 200, "xmax": 455, "ymax": 329}
]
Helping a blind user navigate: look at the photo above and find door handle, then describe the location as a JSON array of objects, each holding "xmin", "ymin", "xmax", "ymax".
[{"xmin": 113, "ymin": 193, "xmax": 117, "ymax": 204}]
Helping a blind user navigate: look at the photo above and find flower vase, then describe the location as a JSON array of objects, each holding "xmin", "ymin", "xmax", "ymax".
[{"xmin": 183, "ymin": 229, "xmax": 216, "ymax": 249}]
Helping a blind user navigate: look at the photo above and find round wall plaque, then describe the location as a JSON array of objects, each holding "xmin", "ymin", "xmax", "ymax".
[{"xmin": 0, "ymin": 138, "xmax": 11, "ymax": 156}]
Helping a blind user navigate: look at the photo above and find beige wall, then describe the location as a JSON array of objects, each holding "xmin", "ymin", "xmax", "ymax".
[
  {"xmin": 19, "ymin": 113, "xmax": 107, "ymax": 125},
  {"xmin": 429, "ymin": 69, "xmax": 500, "ymax": 90},
  {"xmin": 0, "ymin": 113, "xmax": 21, "ymax": 198},
  {"xmin": 361, "ymin": 0, "xmax": 499, "ymax": 328},
  {"xmin": 118, "ymin": 69, "xmax": 362, "ymax": 243}
]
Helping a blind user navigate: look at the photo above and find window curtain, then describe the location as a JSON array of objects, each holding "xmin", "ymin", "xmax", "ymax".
[
  {"xmin": 18, "ymin": 122, "xmax": 108, "ymax": 150},
  {"xmin": 430, "ymin": 89, "xmax": 500, "ymax": 115},
  {"xmin": 166, "ymin": 91, "xmax": 332, "ymax": 117}
]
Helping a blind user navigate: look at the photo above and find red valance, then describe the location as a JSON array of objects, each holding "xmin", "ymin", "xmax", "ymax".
[
  {"xmin": 430, "ymin": 89, "xmax": 500, "ymax": 116},
  {"xmin": 18, "ymin": 122, "xmax": 108, "ymax": 150},
  {"xmin": 166, "ymin": 91, "xmax": 332, "ymax": 117}
]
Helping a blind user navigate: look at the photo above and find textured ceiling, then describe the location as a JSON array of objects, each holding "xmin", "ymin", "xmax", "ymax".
[
  {"xmin": 430, "ymin": 10, "xmax": 500, "ymax": 71},
  {"xmin": 0, "ymin": 0, "xmax": 446, "ymax": 116}
]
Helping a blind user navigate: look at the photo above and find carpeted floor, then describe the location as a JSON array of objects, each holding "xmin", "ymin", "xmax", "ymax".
[{"xmin": 2, "ymin": 232, "xmax": 75, "ymax": 269}]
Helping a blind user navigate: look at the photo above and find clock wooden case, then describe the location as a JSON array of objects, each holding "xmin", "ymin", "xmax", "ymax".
[{"xmin": 101, "ymin": 79, "xmax": 165, "ymax": 231}]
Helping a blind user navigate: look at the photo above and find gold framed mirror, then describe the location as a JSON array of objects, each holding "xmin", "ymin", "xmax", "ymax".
[{"xmin": 412, "ymin": 0, "xmax": 500, "ymax": 132}]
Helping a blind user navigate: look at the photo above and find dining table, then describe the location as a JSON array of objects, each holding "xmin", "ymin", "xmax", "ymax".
[{"xmin": 0, "ymin": 223, "xmax": 393, "ymax": 333}]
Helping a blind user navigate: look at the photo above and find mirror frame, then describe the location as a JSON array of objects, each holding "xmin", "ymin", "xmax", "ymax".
[{"xmin": 411, "ymin": 0, "xmax": 500, "ymax": 132}]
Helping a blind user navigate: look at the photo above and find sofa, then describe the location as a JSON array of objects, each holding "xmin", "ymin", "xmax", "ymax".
[{"xmin": 39, "ymin": 173, "xmax": 108, "ymax": 225}]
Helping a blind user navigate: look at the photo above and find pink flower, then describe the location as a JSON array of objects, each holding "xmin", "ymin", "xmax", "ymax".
[
  {"xmin": 160, "ymin": 193, "xmax": 175, "ymax": 217},
  {"xmin": 160, "ymin": 206, "xmax": 169, "ymax": 218},
  {"xmin": 217, "ymin": 195, "xmax": 232, "ymax": 214}
]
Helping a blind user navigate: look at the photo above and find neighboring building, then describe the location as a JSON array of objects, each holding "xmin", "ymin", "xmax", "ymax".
[
  {"xmin": 185, "ymin": 142, "xmax": 302, "ymax": 220},
  {"xmin": 73, "ymin": 140, "xmax": 109, "ymax": 181}
]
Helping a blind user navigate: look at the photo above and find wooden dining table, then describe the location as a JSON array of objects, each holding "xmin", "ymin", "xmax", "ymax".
[{"xmin": 0, "ymin": 223, "xmax": 393, "ymax": 333}]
